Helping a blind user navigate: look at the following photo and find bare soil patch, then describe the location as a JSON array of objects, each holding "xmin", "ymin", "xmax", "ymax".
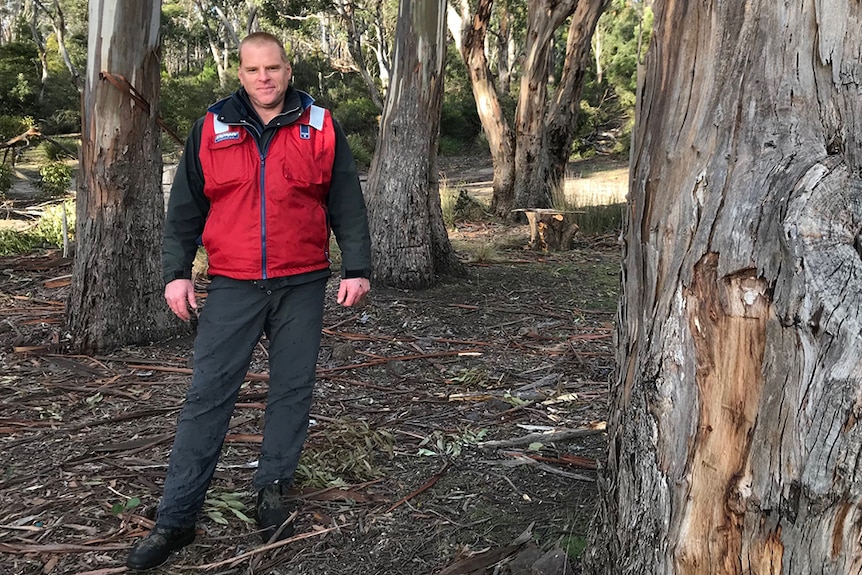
[{"xmin": 0, "ymin": 157, "xmax": 623, "ymax": 575}]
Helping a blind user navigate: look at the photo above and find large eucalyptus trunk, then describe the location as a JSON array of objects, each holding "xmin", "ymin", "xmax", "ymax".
[
  {"xmin": 533, "ymin": 0, "xmax": 608, "ymax": 204},
  {"xmin": 585, "ymin": 2, "xmax": 862, "ymax": 574},
  {"xmin": 513, "ymin": 0, "xmax": 606, "ymax": 211},
  {"xmin": 365, "ymin": 0, "xmax": 465, "ymax": 289},
  {"xmin": 511, "ymin": 0, "xmax": 576, "ymax": 210},
  {"xmin": 67, "ymin": 1, "xmax": 175, "ymax": 353},
  {"xmin": 449, "ymin": 0, "xmax": 516, "ymax": 218}
]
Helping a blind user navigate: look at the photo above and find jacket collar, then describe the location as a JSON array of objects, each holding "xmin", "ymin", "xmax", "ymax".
[{"xmin": 208, "ymin": 87, "xmax": 315, "ymax": 128}]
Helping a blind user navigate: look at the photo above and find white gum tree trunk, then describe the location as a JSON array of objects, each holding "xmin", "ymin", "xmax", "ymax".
[
  {"xmin": 67, "ymin": 1, "xmax": 175, "ymax": 352},
  {"xmin": 585, "ymin": 2, "xmax": 862, "ymax": 574},
  {"xmin": 365, "ymin": 0, "xmax": 465, "ymax": 288}
]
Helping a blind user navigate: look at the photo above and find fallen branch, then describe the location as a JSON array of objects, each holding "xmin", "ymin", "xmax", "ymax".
[
  {"xmin": 72, "ymin": 567, "xmax": 129, "ymax": 575},
  {"xmin": 223, "ymin": 433, "xmax": 262, "ymax": 444},
  {"xmin": 0, "ymin": 542, "xmax": 129, "ymax": 553},
  {"xmin": 91, "ymin": 433, "xmax": 174, "ymax": 453},
  {"xmin": 493, "ymin": 453, "xmax": 595, "ymax": 481},
  {"xmin": 317, "ymin": 349, "xmax": 483, "ymax": 375},
  {"xmin": 478, "ymin": 424, "xmax": 606, "ymax": 449},
  {"xmin": 501, "ymin": 450, "xmax": 598, "ymax": 470},
  {"xmin": 320, "ymin": 376, "xmax": 393, "ymax": 391},
  {"xmin": 385, "ymin": 461, "xmax": 450, "ymax": 513},
  {"xmin": 62, "ymin": 406, "xmax": 181, "ymax": 432},
  {"xmin": 187, "ymin": 524, "xmax": 346, "ymax": 570},
  {"xmin": 437, "ymin": 544, "xmax": 523, "ymax": 575}
]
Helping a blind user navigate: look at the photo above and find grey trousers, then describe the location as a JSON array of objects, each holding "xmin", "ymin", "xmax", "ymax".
[{"xmin": 156, "ymin": 275, "xmax": 327, "ymax": 529}]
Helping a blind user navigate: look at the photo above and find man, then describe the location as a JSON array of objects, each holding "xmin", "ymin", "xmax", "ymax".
[{"xmin": 126, "ymin": 32, "xmax": 371, "ymax": 571}]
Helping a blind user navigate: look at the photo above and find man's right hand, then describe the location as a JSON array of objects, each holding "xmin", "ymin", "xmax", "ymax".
[{"xmin": 165, "ymin": 279, "xmax": 197, "ymax": 321}]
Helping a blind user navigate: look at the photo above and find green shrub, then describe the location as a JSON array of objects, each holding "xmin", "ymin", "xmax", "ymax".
[
  {"xmin": 0, "ymin": 115, "xmax": 27, "ymax": 141},
  {"xmin": 160, "ymin": 73, "xmax": 223, "ymax": 140},
  {"xmin": 439, "ymin": 96, "xmax": 480, "ymax": 152},
  {"xmin": 0, "ymin": 229, "xmax": 39, "ymax": 255},
  {"xmin": 333, "ymin": 97, "xmax": 380, "ymax": 141},
  {"xmin": 33, "ymin": 199, "xmax": 75, "ymax": 246},
  {"xmin": 440, "ymin": 181, "xmax": 485, "ymax": 228},
  {"xmin": 37, "ymin": 161, "xmax": 73, "ymax": 197},
  {"xmin": 0, "ymin": 43, "xmax": 40, "ymax": 116},
  {"xmin": 346, "ymin": 133, "xmax": 374, "ymax": 169},
  {"xmin": 41, "ymin": 109, "xmax": 80, "ymax": 136},
  {"xmin": 440, "ymin": 181, "xmax": 457, "ymax": 228},
  {"xmin": 442, "ymin": 42, "xmax": 482, "ymax": 147},
  {"xmin": 0, "ymin": 199, "xmax": 75, "ymax": 255},
  {"xmin": 438, "ymin": 135, "xmax": 463, "ymax": 157},
  {"xmin": 39, "ymin": 138, "xmax": 78, "ymax": 161}
]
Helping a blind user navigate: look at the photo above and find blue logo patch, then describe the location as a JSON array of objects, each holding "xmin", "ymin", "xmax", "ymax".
[
  {"xmin": 300, "ymin": 125, "xmax": 310, "ymax": 140},
  {"xmin": 215, "ymin": 131, "xmax": 241, "ymax": 143}
]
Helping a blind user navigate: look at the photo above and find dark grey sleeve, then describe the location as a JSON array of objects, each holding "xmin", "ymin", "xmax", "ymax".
[
  {"xmin": 327, "ymin": 119, "xmax": 372, "ymax": 279},
  {"xmin": 162, "ymin": 117, "xmax": 210, "ymax": 284}
]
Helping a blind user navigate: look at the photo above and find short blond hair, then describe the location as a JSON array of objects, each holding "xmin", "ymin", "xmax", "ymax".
[{"xmin": 239, "ymin": 32, "xmax": 289, "ymax": 65}]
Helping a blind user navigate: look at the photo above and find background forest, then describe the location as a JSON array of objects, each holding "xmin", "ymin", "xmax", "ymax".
[
  {"xmin": 0, "ymin": 4, "xmax": 650, "ymax": 573},
  {"xmin": 0, "ymin": 0, "xmax": 649, "ymax": 250}
]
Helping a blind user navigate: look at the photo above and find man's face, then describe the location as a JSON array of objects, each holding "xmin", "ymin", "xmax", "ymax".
[{"xmin": 238, "ymin": 41, "xmax": 292, "ymax": 115}]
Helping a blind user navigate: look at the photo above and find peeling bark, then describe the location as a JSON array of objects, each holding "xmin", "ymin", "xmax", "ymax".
[
  {"xmin": 365, "ymin": 0, "xmax": 465, "ymax": 289},
  {"xmin": 67, "ymin": 1, "xmax": 176, "ymax": 353},
  {"xmin": 585, "ymin": 1, "xmax": 862, "ymax": 573},
  {"xmin": 678, "ymin": 255, "xmax": 769, "ymax": 574}
]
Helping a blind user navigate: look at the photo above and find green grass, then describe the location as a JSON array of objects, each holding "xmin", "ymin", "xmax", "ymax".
[
  {"xmin": 0, "ymin": 199, "xmax": 75, "ymax": 255},
  {"xmin": 572, "ymin": 203, "xmax": 624, "ymax": 237},
  {"xmin": 564, "ymin": 166, "xmax": 627, "ymax": 237},
  {"xmin": 561, "ymin": 534, "xmax": 589, "ymax": 559}
]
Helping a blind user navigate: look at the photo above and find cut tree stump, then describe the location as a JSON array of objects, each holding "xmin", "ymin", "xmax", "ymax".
[{"xmin": 513, "ymin": 209, "xmax": 583, "ymax": 252}]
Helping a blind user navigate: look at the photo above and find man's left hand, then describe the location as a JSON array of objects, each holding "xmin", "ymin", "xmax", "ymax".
[{"xmin": 337, "ymin": 277, "xmax": 370, "ymax": 307}]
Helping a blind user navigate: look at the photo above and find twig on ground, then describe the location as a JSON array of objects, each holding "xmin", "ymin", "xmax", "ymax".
[
  {"xmin": 188, "ymin": 524, "xmax": 346, "ymax": 570},
  {"xmin": 317, "ymin": 349, "xmax": 484, "ymax": 375},
  {"xmin": 62, "ymin": 406, "xmax": 182, "ymax": 433},
  {"xmin": 71, "ymin": 567, "xmax": 129, "ymax": 575},
  {"xmin": 436, "ymin": 544, "xmax": 524, "ymax": 575},
  {"xmin": 490, "ymin": 453, "xmax": 595, "ymax": 481},
  {"xmin": 501, "ymin": 450, "xmax": 598, "ymax": 470},
  {"xmin": 0, "ymin": 542, "xmax": 130, "ymax": 553},
  {"xmin": 478, "ymin": 424, "xmax": 606, "ymax": 448},
  {"xmin": 385, "ymin": 461, "xmax": 450, "ymax": 513}
]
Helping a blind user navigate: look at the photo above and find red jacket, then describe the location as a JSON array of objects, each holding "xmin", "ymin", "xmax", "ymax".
[{"xmin": 198, "ymin": 104, "xmax": 337, "ymax": 280}]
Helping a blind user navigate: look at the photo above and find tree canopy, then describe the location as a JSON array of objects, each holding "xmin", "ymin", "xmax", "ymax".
[{"xmin": 0, "ymin": 0, "xmax": 647, "ymax": 166}]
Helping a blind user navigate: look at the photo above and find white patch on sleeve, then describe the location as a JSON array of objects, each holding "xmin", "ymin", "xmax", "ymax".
[{"xmin": 308, "ymin": 106, "xmax": 325, "ymax": 131}]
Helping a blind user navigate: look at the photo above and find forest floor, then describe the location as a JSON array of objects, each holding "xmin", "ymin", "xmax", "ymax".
[{"xmin": 0, "ymin": 154, "xmax": 626, "ymax": 575}]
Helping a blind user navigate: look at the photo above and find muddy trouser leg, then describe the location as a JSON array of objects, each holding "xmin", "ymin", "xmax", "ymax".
[
  {"xmin": 253, "ymin": 277, "xmax": 327, "ymax": 490},
  {"xmin": 156, "ymin": 277, "xmax": 267, "ymax": 529}
]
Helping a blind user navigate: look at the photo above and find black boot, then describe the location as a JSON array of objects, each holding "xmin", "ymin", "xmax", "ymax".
[
  {"xmin": 256, "ymin": 482, "xmax": 295, "ymax": 543},
  {"xmin": 126, "ymin": 525, "xmax": 196, "ymax": 570}
]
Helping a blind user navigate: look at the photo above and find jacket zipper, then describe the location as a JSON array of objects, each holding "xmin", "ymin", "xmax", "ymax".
[
  {"xmin": 234, "ymin": 105, "xmax": 302, "ymax": 279},
  {"xmin": 239, "ymin": 119, "xmax": 271, "ymax": 279}
]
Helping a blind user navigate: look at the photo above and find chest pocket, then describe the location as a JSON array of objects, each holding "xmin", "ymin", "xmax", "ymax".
[
  {"xmin": 278, "ymin": 124, "xmax": 331, "ymax": 186},
  {"xmin": 204, "ymin": 125, "xmax": 256, "ymax": 189}
]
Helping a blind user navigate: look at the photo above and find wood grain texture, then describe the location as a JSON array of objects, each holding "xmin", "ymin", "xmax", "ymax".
[{"xmin": 586, "ymin": 1, "xmax": 862, "ymax": 573}]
